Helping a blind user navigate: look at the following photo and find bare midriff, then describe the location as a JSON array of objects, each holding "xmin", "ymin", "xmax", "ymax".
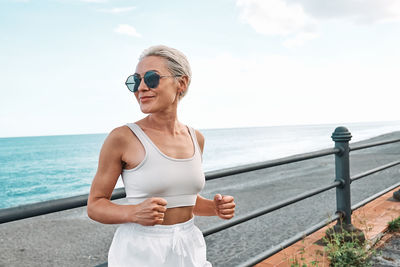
[{"xmin": 162, "ymin": 206, "xmax": 194, "ymax": 225}]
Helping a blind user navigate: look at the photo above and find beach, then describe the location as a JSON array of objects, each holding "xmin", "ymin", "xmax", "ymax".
[{"xmin": 1, "ymin": 131, "xmax": 399, "ymax": 267}]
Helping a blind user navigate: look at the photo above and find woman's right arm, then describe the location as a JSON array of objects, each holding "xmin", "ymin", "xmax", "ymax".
[{"xmin": 87, "ymin": 127, "xmax": 167, "ymax": 225}]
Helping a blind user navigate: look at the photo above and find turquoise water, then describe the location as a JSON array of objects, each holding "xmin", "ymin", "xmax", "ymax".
[
  {"xmin": 0, "ymin": 134, "xmax": 106, "ymax": 209},
  {"xmin": 1, "ymin": 121, "xmax": 400, "ymax": 209}
]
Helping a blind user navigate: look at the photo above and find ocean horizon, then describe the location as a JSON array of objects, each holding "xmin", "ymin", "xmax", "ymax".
[{"xmin": 1, "ymin": 120, "xmax": 400, "ymax": 210}]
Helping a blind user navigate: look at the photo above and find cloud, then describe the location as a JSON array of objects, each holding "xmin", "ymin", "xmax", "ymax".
[
  {"xmin": 237, "ymin": 0, "xmax": 317, "ymax": 36},
  {"xmin": 236, "ymin": 0, "xmax": 318, "ymax": 47},
  {"xmin": 114, "ymin": 24, "xmax": 141, "ymax": 37},
  {"xmin": 283, "ymin": 32, "xmax": 318, "ymax": 48},
  {"xmin": 98, "ymin": 6, "xmax": 136, "ymax": 14},
  {"xmin": 236, "ymin": 0, "xmax": 400, "ymax": 47},
  {"xmin": 296, "ymin": 0, "xmax": 400, "ymax": 24}
]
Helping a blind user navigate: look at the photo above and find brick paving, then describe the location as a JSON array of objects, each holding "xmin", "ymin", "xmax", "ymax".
[{"xmin": 255, "ymin": 186, "xmax": 400, "ymax": 267}]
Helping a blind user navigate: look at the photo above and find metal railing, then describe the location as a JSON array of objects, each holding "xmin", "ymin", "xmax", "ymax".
[{"xmin": 1, "ymin": 126, "xmax": 400, "ymax": 267}]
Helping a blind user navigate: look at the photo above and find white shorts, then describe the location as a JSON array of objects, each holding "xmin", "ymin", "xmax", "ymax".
[{"xmin": 108, "ymin": 217, "xmax": 212, "ymax": 267}]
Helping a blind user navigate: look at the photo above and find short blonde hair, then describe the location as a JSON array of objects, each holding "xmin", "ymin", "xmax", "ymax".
[{"xmin": 139, "ymin": 45, "xmax": 192, "ymax": 97}]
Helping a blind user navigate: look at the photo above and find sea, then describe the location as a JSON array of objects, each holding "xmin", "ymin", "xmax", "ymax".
[{"xmin": 1, "ymin": 120, "xmax": 400, "ymax": 210}]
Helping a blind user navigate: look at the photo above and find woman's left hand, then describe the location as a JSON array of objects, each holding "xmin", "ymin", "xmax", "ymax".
[{"xmin": 214, "ymin": 194, "xmax": 235, "ymax": 220}]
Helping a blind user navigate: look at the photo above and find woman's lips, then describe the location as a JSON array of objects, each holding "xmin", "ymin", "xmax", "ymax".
[{"xmin": 140, "ymin": 96, "xmax": 154, "ymax": 102}]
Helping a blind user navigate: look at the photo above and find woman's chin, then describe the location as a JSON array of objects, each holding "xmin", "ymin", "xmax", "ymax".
[
  {"xmin": 140, "ymin": 108, "xmax": 152, "ymax": 114},
  {"xmin": 139, "ymin": 103, "xmax": 152, "ymax": 114},
  {"xmin": 139, "ymin": 106, "xmax": 158, "ymax": 114}
]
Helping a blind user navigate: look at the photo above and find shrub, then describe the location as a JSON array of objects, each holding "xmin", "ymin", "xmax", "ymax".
[
  {"xmin": 387, "ymin": 216, "xmax": 400, "ymax": 232},
  {"xmin": 323, "ymin": 228, "xmax": 373, "ymax": 267}
]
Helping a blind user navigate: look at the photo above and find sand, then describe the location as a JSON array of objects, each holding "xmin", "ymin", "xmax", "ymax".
[{"xmin": 1, "ymin": 131, "xmax": 399, "ymax": 267}]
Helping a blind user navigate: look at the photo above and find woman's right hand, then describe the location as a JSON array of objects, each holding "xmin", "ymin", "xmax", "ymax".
[{"xmin": 131, "ymin": 197, "xmax": 168, "ymax": 226}]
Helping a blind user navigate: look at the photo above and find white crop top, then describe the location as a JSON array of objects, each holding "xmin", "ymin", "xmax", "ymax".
[{"xmin": 122, "ymin": 123, "xmax": 205, "ymax": 208}]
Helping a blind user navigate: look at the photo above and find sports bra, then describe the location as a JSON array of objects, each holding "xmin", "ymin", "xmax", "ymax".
[{"xmin": 121, "ymin": 123, "xmax": 205, "ymax": 208}]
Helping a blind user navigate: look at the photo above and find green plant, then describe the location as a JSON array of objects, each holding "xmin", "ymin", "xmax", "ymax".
[
  {"xmin": 387, "ymin": 216, "xmax": 400, "ymax": 232},
  {"xmin": 289, "ymin": 256, "xmax": 307, "ymax": 267},
  {"xmin": 287, "ymin": 212, "xmax": 382, "ymax": 267},
  {"xmin": 323, "ymin": 228, "xmax": 374, "ymax": 267},
  {"xmin": 290, "ymin": 258, "xmax": 319, "ymax": 267},
  {"xmin": 287, "ymin": 239, "xmax": 321, "ymax": 267}
]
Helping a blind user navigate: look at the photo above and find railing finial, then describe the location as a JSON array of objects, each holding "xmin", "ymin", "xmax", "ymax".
[{"xmin": 331, "ymin": 126, "xmax": 352, "ymax": 142}]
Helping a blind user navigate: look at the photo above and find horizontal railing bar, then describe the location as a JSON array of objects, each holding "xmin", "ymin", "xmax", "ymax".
[
  {"xmin": 203, "ymin": 181, "xmax": 340, "ymax": 237},
  {"xmin": 206, "ymin": 148, "xmax": 339, "ymax": 180},
  {"xmin": 0, "ymin": 148, "xmax": 338, "ymax": 224},
  {"xmin": 0, "ymin": 188, "xmax": 126, "ymax": 224},
  {"xmin": 0, "ymin": 194, "xmax": 89, "ymax": 224},
  {"xmin": 350, "ymin": 137, "xmax": 400, "ymax": 151},
  {"xmin": 2, "ymin": 142, "xmax": 395, "ymax": 225},
  {"xmin": 351, "ymin": 182, "xmax": 400, "ymax": 211},
  {"xmin": 237, "ymin": 214, "xmax": 340, "ymax": 267},
  {"xmin": 351, "ymin": 160, "xmax": 400, "ymax": 182}
]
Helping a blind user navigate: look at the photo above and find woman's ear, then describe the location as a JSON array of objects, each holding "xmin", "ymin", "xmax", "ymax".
[
  {"xmin": 178, "ymin": 76, "xmax": 189, "ymax": 91},
  {"xmin": 176, "ymin": 76, "xmax": 189, "ymax": 98}
]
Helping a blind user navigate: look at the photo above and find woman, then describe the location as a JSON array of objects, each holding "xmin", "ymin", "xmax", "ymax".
[{"xmin": 87, "ymin": 45, "xmax": 235, "ymax": 267}]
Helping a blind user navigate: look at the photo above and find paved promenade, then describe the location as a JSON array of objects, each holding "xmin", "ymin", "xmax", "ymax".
[{"xmin": 256, "ymin": 187, "xmax": 400, "ymax": 266}]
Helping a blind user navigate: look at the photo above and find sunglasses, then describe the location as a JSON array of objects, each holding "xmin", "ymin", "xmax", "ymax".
[{"xmin": 125, "ymin": 70, "xmax": 180, "ymax": 93}]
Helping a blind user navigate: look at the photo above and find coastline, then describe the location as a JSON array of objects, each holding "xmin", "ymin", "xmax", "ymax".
[{"xmin": 1, "ymin": 131, "xmax": 400, "ymax": 266}]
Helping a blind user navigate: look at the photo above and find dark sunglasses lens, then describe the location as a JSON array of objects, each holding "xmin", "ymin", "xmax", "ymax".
[
  {"xmin": 125, "ymin": 75, "xmax": 139, "ymax": 92},
  {"xmin": 144, "ymin": 71, "xmax": 160, "ymax": 89},
  {"xmin": 133, "ymin": 75, "xmax": 141, "ymax": 92}
]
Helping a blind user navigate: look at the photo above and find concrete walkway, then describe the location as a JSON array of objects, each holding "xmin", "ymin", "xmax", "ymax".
[{"xmin": 255, "ymin": 187, "xmax": 400, "ymax": 266}]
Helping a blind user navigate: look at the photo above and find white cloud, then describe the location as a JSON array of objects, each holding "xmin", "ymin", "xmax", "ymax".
[
  {"xmin": 296, "ymin": 0, "xmax": 400, "ymax": 24},
  {"xmin": 236, "ymin": 0, "xmax": 318, "ymax": 47},
  {"xmin": 98, "ymin": 6, "xmax": 136, "ymax": 14},
  {"xmin": 114, "ymin": 24, "xmax": 141, "ymax": 37},
  {"xmin": 283, "ymin": 32, "xmax": 318, "ymax": 48},
  {"xmin": 237, "ymin": 0, "xmax": 317, "ymax": 36},
  {"xmin": 236, "ymin": 0, "xmax": 400, "ymax": 47}
]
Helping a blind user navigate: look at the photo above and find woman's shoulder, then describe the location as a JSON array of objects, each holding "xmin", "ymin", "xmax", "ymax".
[
  {"xmin": 189, "ymin": 127, "xmax": 205, "ymax": 153},
  {"xmin": 193, "ymin": 128, "xmax": 204, "ymax": 141},
  {"xmin": 104, "ymin": 125, "xmax": 137, "ymax": 147},
  {"xmin": 109, "ymin": 124, "xmax": 132, "ymax": 137}
]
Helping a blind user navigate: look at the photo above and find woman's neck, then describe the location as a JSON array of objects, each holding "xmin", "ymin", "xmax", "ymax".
[{"xmin": 142, "ymin": 113, "xmax": 183, "ymax": 135}]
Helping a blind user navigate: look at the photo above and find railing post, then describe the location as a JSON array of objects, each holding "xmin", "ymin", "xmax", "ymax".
[
  {"xmin": 332, "ymin": 126, "xmax": 352, "ymax": 225},
  {"xmin": 330, "ymin": 126, "xmax": 365, "ymax": 241}
]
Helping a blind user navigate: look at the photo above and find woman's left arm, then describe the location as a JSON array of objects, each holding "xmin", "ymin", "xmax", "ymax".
[
  {"xmin": 194, "ymin": 194, "xmax": 235, "ymax": 219},
  {"xmin": 193, "ymin": 129, "xmax": 235, "ymax": 219}
]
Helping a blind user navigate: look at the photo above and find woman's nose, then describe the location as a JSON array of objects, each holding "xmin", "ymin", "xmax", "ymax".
[{"xmin": 137, "ymin": 78, "xmax": 149, "ymax": 92}]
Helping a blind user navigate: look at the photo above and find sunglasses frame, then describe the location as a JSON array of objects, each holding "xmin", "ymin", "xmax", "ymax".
[{"xmin": 125, "ymin": 70, "xmax": 181, "ymax": 93}]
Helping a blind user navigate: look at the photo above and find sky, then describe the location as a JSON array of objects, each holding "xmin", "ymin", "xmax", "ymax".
[{"xmin": 1, "ymin": 0, "xmax": 400, "ymax": 137}]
